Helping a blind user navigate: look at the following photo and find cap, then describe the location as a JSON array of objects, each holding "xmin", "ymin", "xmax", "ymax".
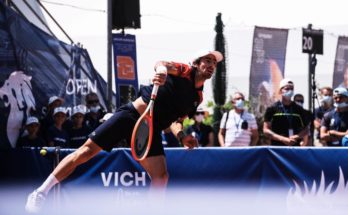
[
  {"xmin": 48, "ymin": 96, "xmax": 63, "ymax": 106},
  {"xmin": 53, "ymin": 107, "xmax": 67, "ymax": 116},
  {"xmin": 192, "ymin": 50, "xmax": 223, "ymax": 64},
  {"xmin": 99, "ymin": 113, "xmax": 113, "ymax": 123},
  {"xmin": 333, "ymin": 87, "xmax": 348, "ymax": 97},
  {"xmin": 72, "ymin": 106, "xmax": 85, "ymax": 116},
  {"xmin": 279, "ymin": 78, "xmax": 294, "ymax": 90},
  {"xmin": 26, "ymin": 116, "xmax": 39, "ymax": 125}
]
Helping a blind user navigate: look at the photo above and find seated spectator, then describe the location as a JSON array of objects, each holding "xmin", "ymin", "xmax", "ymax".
[
  {"xmin": 17, "ymin": 116, "xmax": 46, "ymax": 148},
  {"xmin": 84, "ymin": 92, "xmax": 106, "ymax": 130},
  {"xmin": 68, "ymin": 106, "xmax": 92, "ymax": 149},
  {"xmin": 219, "ymin": 92, "xmax": 259, "ymax": 147},
  {"xmin": 185, "ymin": 106, "xmax": 214, "ymax": 147},
  {"xmin": 320, "ymin": 87, "xmax": 348, "ymax": 146},
  {"xmin": 46, "ymin": 107, "xmax": 69, "ymax": 148}
]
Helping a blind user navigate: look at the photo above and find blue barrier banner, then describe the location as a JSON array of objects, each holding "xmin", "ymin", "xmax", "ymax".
[
  {"xmin": 112, "ymin": 33, "xmax": 139, "ymax": 108},
  {"xmin": 1, "ymin": 147, "xmax": 348, "ymax": 214}
]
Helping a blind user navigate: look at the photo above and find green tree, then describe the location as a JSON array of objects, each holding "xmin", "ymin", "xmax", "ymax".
[{"xmin": 212, "ymin": 13, "xmax": 227, "ymax": 146}]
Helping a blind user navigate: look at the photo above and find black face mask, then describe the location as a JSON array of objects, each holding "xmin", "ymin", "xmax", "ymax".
[{"xmin": 241, "ymin": 120, "xmax": 248, "ymax": 130}]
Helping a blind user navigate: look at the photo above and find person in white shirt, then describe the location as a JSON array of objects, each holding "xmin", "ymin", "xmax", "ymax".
[{"xmin": 218, "ymin": 92, "xmax": 259, "ymax": 147}]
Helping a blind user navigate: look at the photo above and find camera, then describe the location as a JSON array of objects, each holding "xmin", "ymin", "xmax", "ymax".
[{"xmin": 241, "ymin": 120, "xmax": 248, "ymax": 130}]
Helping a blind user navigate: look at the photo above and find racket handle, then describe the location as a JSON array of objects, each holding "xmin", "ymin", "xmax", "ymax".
[{"xmin": 151, "ymin": 84, "xmax": 159, "ymax": 100}]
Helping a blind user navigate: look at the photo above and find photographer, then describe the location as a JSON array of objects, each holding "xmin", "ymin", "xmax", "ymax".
[{"xmin": 218, "ymin": 92, "xmax": 259, "ymax": 147}]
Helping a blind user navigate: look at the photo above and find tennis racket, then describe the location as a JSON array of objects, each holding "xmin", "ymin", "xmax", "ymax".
[{"xmin": 131, "ymin": 84, "xmax": 159, "ymax": 161}]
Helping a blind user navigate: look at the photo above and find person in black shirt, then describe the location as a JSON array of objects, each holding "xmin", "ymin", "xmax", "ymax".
[
  {"xmin": 263, "ymin": 78, "xmax": 309, "ymax": 146},
  {"xmin": 68, "ymin": 106, "xmax": 92, "ymax": 149},
  {"xmin": 320, "ymin": 87, "xmax": 348, "ymax": 146}
]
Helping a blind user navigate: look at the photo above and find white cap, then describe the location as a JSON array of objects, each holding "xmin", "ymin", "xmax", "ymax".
[
  {"xmin": 192, "ymin": 50, "xmax": 223, "ymax": 64},
  {"xmin": 99, "ymin": 113, "xmax": 113, "ymax": 123},
  {"xmin": 279, "ymin": 78, "xmax": 294, "ymax": 90},
  {"xmin": 333, "ymin": 87, "xmax": 348, "ymax": 97},
  {"xmin": 53, "ymin": 107, "xmax": 67, "ymax": 116},
  {"xmin": 72, "ymin": 106, "xmax": 85, "ymax": 116},
  {"xmin": 26, "ymin": 116, "xmax": 39, "ymax": 125},
  {"xmin": 48, "ymin": 96, "xmax": 63, "ymax": 106}
]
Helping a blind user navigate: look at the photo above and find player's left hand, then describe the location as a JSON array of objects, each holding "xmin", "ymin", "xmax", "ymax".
[{"xmin": 182, "ymin": 135, "xmax": 199, "ymax": 149}]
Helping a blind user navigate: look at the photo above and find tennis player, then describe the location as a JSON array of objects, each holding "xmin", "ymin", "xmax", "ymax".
[{"xmin": 25, "ymin": 50, "xmax": 223, "ymax": 213}]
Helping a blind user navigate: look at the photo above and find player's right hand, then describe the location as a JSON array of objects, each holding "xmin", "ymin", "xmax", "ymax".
[
  {"xmin": 182, "ymin": 135, "xmax": 199, "ymax": 149},
  {"xmin": 152, "ymin": 68, "xmax": 167, "ymax": 86}
]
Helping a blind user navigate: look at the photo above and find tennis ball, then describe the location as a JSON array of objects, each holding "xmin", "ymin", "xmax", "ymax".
[{"xmin": 40, "ymin": 148, "xmax": 47, "ymax": 156}]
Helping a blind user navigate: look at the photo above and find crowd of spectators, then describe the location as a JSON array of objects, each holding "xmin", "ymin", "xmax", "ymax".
[{"xmin": 17, "ymin": 79, "xmax": 348, "ymax": 149}]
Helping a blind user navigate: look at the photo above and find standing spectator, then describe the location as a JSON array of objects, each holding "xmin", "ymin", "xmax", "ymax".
[
  {"xmin": 68, "ymin": 106, "xmax": 92, "ymax": 149},
  {"xmin": 320, "ymin": 87, "xmax": 348, "ymax": 146},
  {"xmin": 293, "ymin": 93, "xmax": 314, "ymax": 146},
  {"xmin": 218, "ymin": 92, "xmax": 259, "ymax": 147},
  {"xmin": 46, "ymin": 107, "xmax": 69, "ymax": 148},
  {"xmin": 263, "ymin": 78, "xmax": 310, "ymax": 146},
  {"xmin": 186, "ymin": 106, "xmax": 214, "ymax": 147},
  {"xmin": 17, "ymin": 116, "xmax": 46, "ymax": 148},
  {"xmin": 84, "ymin": 92, "xmax": 106, "ymax": 130},
  {"xmin": 313, "ymin": 87, "xmax": 334, "ymax": 146}
]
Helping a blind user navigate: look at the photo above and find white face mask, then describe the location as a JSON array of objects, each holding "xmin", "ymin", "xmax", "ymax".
[
  {"xmin": 90, "ymin": 105, "xmax": 101, "ymax": 113},
  {"xmin": 194, "ymin": 114, "xmax": 204, "ymax": 123},
  {"xmin": 295, "ymin": 101, "xmax": 303, "ymax": 107},
  {"xmin": 320, "ymin": 96, "xmax": 333, "ymax": 105},
  {"xmin": 234, "ymin": 99, "xmax": 244, "ymax": 109},
  {"xmin": 282, "ymin": 90, "xmax": 294, "ymax": 99},
  {"xmin": 334, "ymin": 102, "xmax": 348, "ymax": 108}
]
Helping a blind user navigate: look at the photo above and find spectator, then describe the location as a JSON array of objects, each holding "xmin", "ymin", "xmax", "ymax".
[
  {"xmin": 313, "ymin": 87, "xmax": 334, "ymax": 146},
  {"xmin": 263, "ymin": 78, "xmax": 309, "ymax": 146},
  {"xmin": 84, "ymin": 92, "xmax": 106, "ymax": 130},
  {"xmin": 161, "ymin": 128, "xmax": 180, "ymax": 147},
  {"xmin": 293, "ymin": 93, "xmax": 314, "ymax": 146},
  {"xmin": 40, "ymin": 96, "xmax": 64, "ymax": 138},
  {"xmin": 68, "ymin": 106, "xmax": 92, "ymax": 149},
  {"xmin": 218, "ymin": 92, "xmax": 259, "ymax": 147},
  {"xmin": 320, "ymin": 87, "xmax": 348, "ymax": 146},
  {"xmin": 17, "ymin": 116, "xmax": 46, "ymax": 148},
  {"xmin": 185, "ymin": 106, "xmax": 214, "ymax": 147},
  {"xmin": 46, "ymin": 107, "xmax": 69, "ymax": 148}
]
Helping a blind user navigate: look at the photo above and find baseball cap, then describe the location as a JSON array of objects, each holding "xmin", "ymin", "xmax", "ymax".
[
  {"xmin": 192, "ymin": 50, "xmax": 223, "ymax": 64},
  {"xmin": 279, "ymin": 78, "xmax": 294, "ymax": 90},
  {"xmin": 333, "ymin": 87, "xmax": 348, "ymax": 97},
  {"xmin": 53, "ymin": 107, "xmax": 67, "ymax": 116},
  {"xmin": 48, "ymin": 96, "xmax": 63, "ymax": 106},
  {"xmin": 99, "ymin": 113, "xmax": 113, "ymax": 123},
  {"xmin": 72, "ymin": 106, "xmax": 85, "ymax": 116},
  {"xmin": 26, "ymin": 116, "xmax": 39, "ymax": 125}
]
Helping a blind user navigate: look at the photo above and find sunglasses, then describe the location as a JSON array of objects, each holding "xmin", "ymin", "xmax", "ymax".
[
  {"xmin": 87, "ymin": 100, "xmax": 99, "ymax": 104},
  {"xmin": 295, "ymin": 100, "xmax": 304, "ymax": 103},
  {"xmin": 195, "ymin": 112, "xmax": 205, "ymax": 116}
]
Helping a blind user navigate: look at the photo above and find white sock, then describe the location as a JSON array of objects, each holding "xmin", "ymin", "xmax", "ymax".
[{"xmin": 36, "ymin": 174, "xmax": 59, "ymax": 195}]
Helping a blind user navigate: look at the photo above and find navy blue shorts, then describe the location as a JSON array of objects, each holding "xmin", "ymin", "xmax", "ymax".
[{"xmin": 89, "ymin": 103, "xmax": 165, "ymax": 157}]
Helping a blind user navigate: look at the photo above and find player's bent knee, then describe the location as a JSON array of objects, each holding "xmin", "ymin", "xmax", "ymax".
[{"xmin": 72, "ymin": 139, "xmax": 101, "ymax": 164}]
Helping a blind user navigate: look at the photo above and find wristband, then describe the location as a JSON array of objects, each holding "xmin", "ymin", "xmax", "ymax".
[
  {"xmin": 177, "ymin": 131, "xmax": 186, "ymax": 142},
  {"xmin": 156, "ymin": 65, "xmax": 167, "ymax": 74}
]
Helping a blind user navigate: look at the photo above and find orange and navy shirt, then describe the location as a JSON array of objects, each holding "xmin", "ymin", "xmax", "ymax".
[{"xmin": 139, "ymin": 62, "xmax": 203, "ymax": 130}]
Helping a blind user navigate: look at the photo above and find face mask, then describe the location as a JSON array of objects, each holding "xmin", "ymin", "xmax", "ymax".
[
  {"xmin": 320, "ymin": 96, "xmax": 333, "ymax": 105},
  {"xmin": 334, "ymin": 102, "xmax": 348, "ymax": 108},
  {"xmin": 295, "ymin": 101, "xmax": 303, "ymax": 107},
  {"xmin": 235, "ymin": 99, "xmax": 245, "ymax": 109},
  {"xmin": 194, "ymin": 114, "xmax": 204, "ymax": 123},
  {"xmin": 90, "ymin": 105, "xmax": 100, "ymax": 113},
  {"xmin": 282, "ymin": 90, "xmax": 294, "ymax": 99}
]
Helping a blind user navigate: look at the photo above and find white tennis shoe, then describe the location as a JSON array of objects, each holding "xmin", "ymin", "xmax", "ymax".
[{"xmin": 25, "ymin": 190, "xmax": 46, "ymax": 213}]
